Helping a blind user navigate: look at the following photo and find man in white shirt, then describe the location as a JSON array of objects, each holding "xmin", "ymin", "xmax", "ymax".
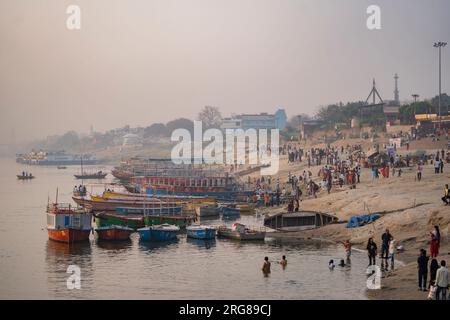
[
  {"xmin": 434, "ymin": 158, "xmax": 441, "ymax": 174},
  {"xmin": 435, "ymin": 260, "xmax": 449, "ymax": 300}
]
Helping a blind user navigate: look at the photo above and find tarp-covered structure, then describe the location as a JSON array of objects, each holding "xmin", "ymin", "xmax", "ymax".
[{"xmin": 346, "ymin": 214, "xmax": 380, "ymax": 228}]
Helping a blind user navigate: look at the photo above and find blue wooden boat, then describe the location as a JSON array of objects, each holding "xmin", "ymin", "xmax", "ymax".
[
  {"xmin": 116, "ymin": 206, "xmax": 182, "ymax": 215},
  {"xmin": 221, "ymin": 205, "xmax": 241, "ymax": 218},
  {"xmin": 138, "ymin": 224, "xmax": 180, "ymax": 242},
  {"xmin": 186, "ymin": 225, "xmax": 216, "ymax": 240}
]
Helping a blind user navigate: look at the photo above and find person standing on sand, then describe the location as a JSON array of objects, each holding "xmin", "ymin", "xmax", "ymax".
[
  {"xmin": 417, "ymin": 249, "xmax": 429, "ymax": 291},
  {"xmin": 430, "ymin": 226, "xmax": 441, "ymax": 258},
  {"xmin": 416, "ymin": 162, "xmax": 423, "ymax": 181},
  {"xmin": 389, "ymin": 238, "xmax": 396, "ymax": 270},
  {"xmin": 442, "ymin": 184, "xmax": 450, "ymax": 205},
  {"xmin": 434, "ymin": 158, "xmax": 440, "ymax": 174},
  {"xmin": 262, "ymin": 257, "xmax": 271, "ymax": 276},
  {"xmin": 435, "ymin": 260, "xmax": 449, "ymax": 300},
  {"xmin": 381, "ymin": 229, "xmax": 392, "ymax": 263},
  {"xmin": 367, "ymin": 238, "xmax": 377, "ymax": 266},
  {"xmin": 429, "ymin": 258, "xmax": 439, "ymax": 289}
]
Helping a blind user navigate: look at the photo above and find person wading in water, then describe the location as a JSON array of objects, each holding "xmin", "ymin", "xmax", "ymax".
[{"xmin": 262, "ymin": 257, "xmax": 271, "ymax": 276}]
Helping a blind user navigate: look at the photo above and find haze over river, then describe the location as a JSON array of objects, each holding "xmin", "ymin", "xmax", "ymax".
[{"xmin": 0, "ymin": 158, "xmax": 369, "ymax": 299}]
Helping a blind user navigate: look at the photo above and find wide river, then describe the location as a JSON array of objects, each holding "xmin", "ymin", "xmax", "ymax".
[{"xmin": 0, "ymin": 157, "xmax": 369, "ymax": 299}]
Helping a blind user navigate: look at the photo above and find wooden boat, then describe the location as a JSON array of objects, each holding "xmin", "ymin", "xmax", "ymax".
[
  {"xmin": 46, "ymin": 203, "xmax": 92, "ymax": 243},
  {"xmin": 72, "ymin": 196, "xmax": 179, "ymax": 212},
  {"xmin": 74, "ymin": 171, "xmax": 107, "ymax": 179},
  {"xmin": 236, "ymin": 204, "xmax": 255, "ymax": 214},
  {"xmin": 221, "ymin": 205, "xmax": 241, "ymax": 218},
  {"xmin": 116, "ymin": 206, "xmax": 183, "ymax": 215},
  {"xmin": 138, "ymin": 224, "xmax": 180, "ymax": 242},
  {"xmin": 145, "ymin": 184, "xmax": 254, "ymax": 200},
  {"xmin": 94, "ymin": 212, "xmax": 144, "ymax": 230},
  {"xmin": 95, "ymin": 225, "xmax": 134, "ymax": 241},
  {"xmin": 217, "ymin": 223, "xmax": 266, "ymax": 241},
  {"xmin": 111, "ymin": 168, "xmax": 134, "ymax": 181},
  {"xmin": 102, "ymin": 190, "xmax": 215, "ymax": 203},
  {"xmin": 263, "ymin": 211, "xmax": 338, "ymax": 231},
  {"xmin": 195, "ymin": 205, "xmax": 220, "ymax": 218},
  {"xmin": 186, "ymin": 225, "xmax": 216, "ymax": 240},
  {"xmin": 17, "ymin": 174, "xmax": 35, "ymax": 180},
  {"xmin": 143, "ymin": 214, "xmax": 195, "ymax": 228}
]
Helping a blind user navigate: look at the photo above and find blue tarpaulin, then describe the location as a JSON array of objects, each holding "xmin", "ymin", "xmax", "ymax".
[{"xmin": 346, "ymin": 214, "xmax": 380, "ymax": 228}]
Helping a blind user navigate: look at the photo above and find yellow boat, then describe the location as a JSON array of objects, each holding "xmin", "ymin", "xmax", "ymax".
[{"xmin": 102, "ymin": 191, "xmax": 216, "ymax": 203}]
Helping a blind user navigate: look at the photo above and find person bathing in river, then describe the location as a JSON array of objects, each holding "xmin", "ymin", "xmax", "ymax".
[
  {"xmin": 279, "ymin": 256, "xmax": 287, "ymax": 269},
  {"xmin": 344, "ymin": 240, "xmax": 352, "ymax": 259},
  {"xmin": 328, "ymin": 259, "xmax": 335, "ymax": 270},
  {"xmin": 262, "ymin": 257, "xmax": 271, "ymax": 275}
]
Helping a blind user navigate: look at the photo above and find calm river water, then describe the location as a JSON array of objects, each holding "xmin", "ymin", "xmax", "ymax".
[{"xmin": 0, "ymin": 158, "xmax": 368, "ymax": 299}]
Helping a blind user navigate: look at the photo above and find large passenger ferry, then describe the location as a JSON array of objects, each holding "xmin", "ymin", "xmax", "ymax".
[{"xmin": 16, "ymin": 150, "xmax": 98, "ymax": 165}]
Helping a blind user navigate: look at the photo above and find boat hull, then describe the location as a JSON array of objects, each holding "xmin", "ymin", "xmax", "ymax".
[
  {"xmin": 196, "ymin": 206, "xmax": 220, "ymax": 217},
  {"xmin": 47, "ymin": 228, "xmax": 91, "ymax": 243},
  {"xmin": 17, "ymin": 175, "xmax": 35, "ymax": 180},
  {"xmin": 143, "ymin": 215, "xmax": 194, "ymax": 228},
  {"xmin": 138, "ymin": 228, "xmax": 178, "ymax": 242},
  {"xmin": 94, "ymin": 213, "xmax": 144, "ymax": 230},
  {"xmin": 73, "ymin": 196, "xmax": 179, "ymax": 212},
  {"xmin": 95, "ymin": 226, "xmax": 133, "ymax": 241},
  {"xmin": 116, "ymin": 206, "xmax": 182, "ymax": 215},
  {"xmin": 145, "ymin": 186, "xmax": 254, "ymax": 200},
  {"xmin": 186, "ymin": 228, "xmax": 216, "ymax": 240},
  {"xmin": 74, "ymin": 173, "xmax": 107, "ymax": 179},
  {"xmin": 217, "ymin": 229, "xmax": 265, "ymax": 241},
  {"xmin": 221, "ymin": 207, "xmax": 241, "ymax": 217}
]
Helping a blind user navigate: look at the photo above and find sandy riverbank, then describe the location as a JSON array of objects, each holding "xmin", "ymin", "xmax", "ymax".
[{"xmin": 252, "ymin": 137, "xmax": 450, "ymax": 300}]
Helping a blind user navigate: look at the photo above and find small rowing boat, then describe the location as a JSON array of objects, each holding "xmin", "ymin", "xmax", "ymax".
[
  {"xmin": 74, "ymin": 171, "xmax": 107, "ymax": 179},
  {"xmin": 17, "ymin": 174, "xmax": 35, "ymax": 180},
  {"xmin": 94, "ymin": 212, "xmax": 144, "ymax": 230},
  {"xmin": 95, "ymin": 225, "xmax": 134, "ymax": 241},
  {"xmin": 186, "ymin": 225, "xmax": 216, "ymax": 240},
  {"xmin": 195, "ymin": 205, "xmax": 220, "ymax": 218},
  {"xmin": 138, "ymin": 224, "xmax": 180, "ymax": 242},
  {"xmin": 221, "ymin": 205, "xmax": 241, "ymax": 218},
  {"xmin": 217, "ymin": 223, "xmax": 265, "ymax": 241}
]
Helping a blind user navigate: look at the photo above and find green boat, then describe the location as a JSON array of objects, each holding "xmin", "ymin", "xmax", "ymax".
[
  {"xmin": 143, "ymin": 214, "xmax": 196, "ymax": 228},
  {"xmin": 94, "ymin": 212, "xmax": 144, "ymax": 230}
]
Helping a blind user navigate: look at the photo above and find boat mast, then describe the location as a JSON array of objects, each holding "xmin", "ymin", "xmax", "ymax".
[{"xmin": 80, "ymin": 154, "xmax": 84, "ymax": 186}]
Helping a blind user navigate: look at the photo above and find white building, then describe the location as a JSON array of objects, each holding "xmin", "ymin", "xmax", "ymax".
[{"xmin": 122, "ymin": 133, "xmax": 142, "ymax": 147}]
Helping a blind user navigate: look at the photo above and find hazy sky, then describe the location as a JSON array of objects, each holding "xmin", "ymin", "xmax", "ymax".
[{"xmin": 0, "ymin": 0, "xmax": 449, "ymax": 143}]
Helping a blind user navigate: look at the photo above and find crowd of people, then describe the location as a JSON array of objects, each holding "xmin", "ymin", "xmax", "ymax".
[{"xmin": 363, "ymin": 226, "xmax": 448, "ymax": 300}]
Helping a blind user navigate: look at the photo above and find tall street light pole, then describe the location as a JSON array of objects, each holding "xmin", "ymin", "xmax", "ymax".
[{"xmin": 434, "ymin": 41, "xmax": 447, "ymax": 129}]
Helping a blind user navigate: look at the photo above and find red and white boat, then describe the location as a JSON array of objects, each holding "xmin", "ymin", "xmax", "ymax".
[{"xmin": 46, "ymin": 203, "xmax": 92, "ymax": 243}]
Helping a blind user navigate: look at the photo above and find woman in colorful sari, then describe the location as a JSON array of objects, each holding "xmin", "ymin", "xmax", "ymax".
[{"xmin": 430, "ymin": 226, "xmax": 441, "ymax": 258}]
